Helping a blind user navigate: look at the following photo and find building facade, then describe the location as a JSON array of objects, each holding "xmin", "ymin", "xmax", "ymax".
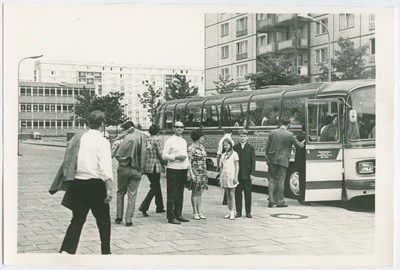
[
  {"xmin": 34, "ymin": 61, "xmax": 204, "ymax": 128},
  {"xmin": 205, "ymin": 13, "xmax": 376, "ymax": 95},
  {"xmin": 19, "ymin": 82, "xmax": 95, "ymax": 136}
]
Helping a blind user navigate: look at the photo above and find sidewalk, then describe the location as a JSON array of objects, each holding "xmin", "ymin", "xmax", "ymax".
[{"xmin": 17, "ymin": 142, "xmax": 375, "ymax": 256}]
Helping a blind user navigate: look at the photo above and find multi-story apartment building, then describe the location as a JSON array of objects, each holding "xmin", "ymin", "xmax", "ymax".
[
  {"xmin": 34, "ymin": 60, "xmax": 204, "ymax": 128},
  {"xmin": 19, "ymin": 82, "xmax": 95, "ymax": 136},
  {"xmin": 205, "ymin": 13, "xmax": 376, "ymax": 95}
]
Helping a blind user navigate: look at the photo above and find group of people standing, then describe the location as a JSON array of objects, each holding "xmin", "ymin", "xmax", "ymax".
[{"xmin": 50, "ymin": 110, "xmax": 305, "ymax": 254}]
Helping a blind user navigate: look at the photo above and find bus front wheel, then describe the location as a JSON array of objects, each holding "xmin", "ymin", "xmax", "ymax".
[{"xmin": 284, "ymin": 167, "xmax": 300, "ymax": 199}]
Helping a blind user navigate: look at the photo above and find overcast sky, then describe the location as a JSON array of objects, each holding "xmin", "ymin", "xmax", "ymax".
[{"xmin": 7, "ymin": 4, "xmax": 205, "ymax": 80}]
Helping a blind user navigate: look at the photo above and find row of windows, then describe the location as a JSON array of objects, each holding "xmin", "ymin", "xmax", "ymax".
[
  {"xmin": 220, "ymin": 64, "xmax": 248, "ymax": 81},
  {"xmin": 19, "ymin": 87, "xmax": 94, "ymax": 97},
  {"xmin": 220, "ymin": 40, "xmax": 249, "ymax": 60},
  {"xmin": 20, "ymin": 103, "xmax": 74, "ymax": 113},
  {"xmin": 161, "ymin": 92, "xmax": 307, "ymax": 130},
  {"xmin": 220, "ymin": 17, "xmax": 248, "ymax": 38},
  {"xmin": 20, "ymin": 120, "xmax": 86, "ymax": 129}
]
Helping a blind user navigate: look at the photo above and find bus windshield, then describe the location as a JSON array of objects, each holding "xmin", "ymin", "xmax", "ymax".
[{"xmin": 346, "ymin": 86, "xmax": 375, "ymax": 141}]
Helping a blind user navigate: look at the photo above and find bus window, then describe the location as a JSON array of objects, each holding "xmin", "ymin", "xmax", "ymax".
[
  {"xmin": 186, "ymin": 101, "xmax": 203, "ymax": 128},
  {"xmin": 282, "ymin": 97, "xmax": 305, "ymax": 126},
  {"xmin": 346, "ymin": 86, "xmax": 375, "ymax": 141},
  {"xmin": 307, "ymin": 100, "xmax": 339, "ymax": 142},
  {"xmin": 175, "ymin": 103, "xmax": 186, "ymax": 122},
  {"xmin": 164, "ymin": 104, "xmax": 175, "ymax": 130},
  {"xmin": 202, "ymin": 100, "xmax": 221, "ymax": 127},
  {"xmin": 222, "ymin": 97, "xmax": 248, "ymax": 127},
  {"xmin": 248, "ymin": 94, "xmax": 281, "ymax": 127}
]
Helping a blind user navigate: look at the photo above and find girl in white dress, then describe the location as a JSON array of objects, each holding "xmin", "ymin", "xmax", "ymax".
[{"xmin": 219, "ymin": 139, "xmax": 239, "ymax": 220}]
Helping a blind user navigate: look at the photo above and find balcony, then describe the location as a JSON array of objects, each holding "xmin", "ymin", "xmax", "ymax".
[
  {"xmin": 236, "ymin": 53, "xmax": 248, "ymax": 61},
  {"xmin": 298, "ymin": 38, "xmax": 308, "ymax": 47},
  {"xmin": 258, "ymin": 16, "xmax": 277, "ymax": 29},
  {"xmin": 258, "ymin": 44, "xmax": 275, "ymax": 54},
  {"xmin": 298, "ymin": 65, "xmax": 308, "ymax": 76},
  {"xmin": 236, "ymin": 29, "xmax": 248, "ymax": 37},
  {"xmin": 276, "ymin": 38, "xmax": 308, "ymax": 51},
  {"xmin": 277, "ymin": 14, "xmax": 294, "ymax": 24},
  {"xmin": 277, "ymin": 39, "xmax": 293, "ymax": 50}
]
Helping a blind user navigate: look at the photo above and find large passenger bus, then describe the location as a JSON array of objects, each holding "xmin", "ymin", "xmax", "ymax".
[{"xmin": 155, "ymin": 80, "xmax": 375, "ymax": 202}]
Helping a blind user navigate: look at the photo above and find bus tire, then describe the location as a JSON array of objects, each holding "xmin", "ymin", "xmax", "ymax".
[{"xmin": 284, "ymin": 166, "xmax": 300, "ymax": 199}]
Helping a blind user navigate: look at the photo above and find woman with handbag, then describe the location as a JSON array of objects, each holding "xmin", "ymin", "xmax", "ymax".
[{"xmin": 187, "ymin": 129, "xmax": 208, "ymax": 220}]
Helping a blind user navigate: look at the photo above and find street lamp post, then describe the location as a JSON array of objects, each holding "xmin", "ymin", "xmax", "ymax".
[
  {"xmin": 297, "ymin": 14, "xmax": 331, "ymax": 82},
  {"xmin": 18, "ymin": 54, "xmax": 43, "ymax": 156}
]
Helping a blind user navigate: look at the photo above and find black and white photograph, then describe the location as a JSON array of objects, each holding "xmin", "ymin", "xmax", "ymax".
[{"xmin": 2, "ymin": 1, "xmax": 397, "ymax": 268}]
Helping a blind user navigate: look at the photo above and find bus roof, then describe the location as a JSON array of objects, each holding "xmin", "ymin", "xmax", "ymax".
[
  {"xmin": 316, "ymin": 79, "xmax": 375, "ymax": 98},
  {"xmin": 161, "ymin": 79, "xmax": 375, "ymax": 106}
]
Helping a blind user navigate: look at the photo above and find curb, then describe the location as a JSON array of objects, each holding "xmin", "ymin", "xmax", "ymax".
[{"xmin": 22, "ymin": 142, "xmax": 67, "ymax": 148}]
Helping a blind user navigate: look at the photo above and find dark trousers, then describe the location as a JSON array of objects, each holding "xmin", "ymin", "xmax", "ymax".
[
  {"xmin": 235, "ymin": 179, "xmax": 252, "ymax": 214},
  {"xmin": 60, "ymin": 179, "xmax": 111, "ymax": 255},
  {"xmin": 298, "ymin": 166, "xmax": 306, "ymax": 202},
  {"xmin": 140, "ymin": 168, "xmax": 164, "ymax": 211},
  {"xmin": 166, "ymin": 168, "xmax": 187, "ymax": 220}
]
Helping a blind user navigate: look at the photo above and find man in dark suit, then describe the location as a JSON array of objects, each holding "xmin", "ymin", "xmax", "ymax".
[
  {"xmin": 233, "ymin": 129, "xmax": 256, "ymax": 218},
  {"xmin": 265, "ymin": 117, "xmax": 304, "ymax": 208}
]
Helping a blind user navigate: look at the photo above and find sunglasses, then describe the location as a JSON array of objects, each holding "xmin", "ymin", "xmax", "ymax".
[{"xmin": 174, "ymin": 126, "xmax": 184, "ymax": 129}]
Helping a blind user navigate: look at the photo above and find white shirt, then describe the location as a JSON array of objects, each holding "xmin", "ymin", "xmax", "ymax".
[
  {"xmin": 75, "ymin": 129, "xmax": 113, "ymax": 181},
  {"xmin": 162, "ymin": 135, "xmax": 189, "ymax": 170},
  {"xmin": 217, "ymin": 134, "xmax": 235, "ymax": 155}
]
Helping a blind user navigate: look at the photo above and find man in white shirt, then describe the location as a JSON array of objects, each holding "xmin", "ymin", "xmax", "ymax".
[
  {"xmin": 60, "ymin": 110, "xmax": 113, "ymax": 255},
  {"xmin": 216, "ymin": 128, "xmax": 235, "ymax": 205},
  {"xmin": 162, "ymin": 121, "xmax": 190, "ymax": 225}
]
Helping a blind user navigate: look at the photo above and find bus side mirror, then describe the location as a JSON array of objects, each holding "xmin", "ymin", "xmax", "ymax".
[{"xmin": 349, "ymin": 109, "xmax": 357, "ymax": 123}]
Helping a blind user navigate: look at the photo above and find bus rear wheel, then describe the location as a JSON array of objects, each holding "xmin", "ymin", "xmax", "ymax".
[{"xmin": 284, "ymin": 167, "xmax": 300, "ymax": 199}]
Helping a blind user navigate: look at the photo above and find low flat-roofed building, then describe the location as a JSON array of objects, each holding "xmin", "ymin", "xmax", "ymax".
[{"xmin": 19, "ymin": 81, "xmax": 95, "ymax": 136}]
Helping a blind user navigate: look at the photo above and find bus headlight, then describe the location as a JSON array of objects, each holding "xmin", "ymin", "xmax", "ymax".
[{"xmin": 357, "ymin": 161, "xmax": 375, "ymax": 174}]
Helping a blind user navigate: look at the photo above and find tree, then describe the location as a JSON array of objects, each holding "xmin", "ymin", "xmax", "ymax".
[
  {"xmin": 74, "ymin": 91, "xmax": 128, "ymax": 127},
  {"xmin": 138, "ymin": 82, "xmax": 162, "ymax": 124},
  {"xmin": 166, "ymin": 73, "xmax": 198, "ymax": 100},
  {"xmin": 318, "ymin": 37, "xmax": 376, "ymax": 81},
  {"xmin": 246, "ymin": 52, "xmax": 309, "ymax": 89},
  {"xmin": 213, "ymin": 74, "xmax": 239, "ymax": 94}
]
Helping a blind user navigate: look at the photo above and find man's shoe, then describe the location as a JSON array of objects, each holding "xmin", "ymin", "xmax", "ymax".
[
  {"xmin": 176, "ymin": 216, "xmax": 189, "ymax": 222},
  {"xmin": 246, "ymin": 213, "xmax": 252, "ymax": 218},
  {"xmin": 235, "ymin": 213, "xmax": 242, "ymax": 218},
  {"xmin": 277, "ymin": 204, "xmax": 288, "ymax": 208},
  {"xmin": 156, "ymin": 209, "xmax": 166, "ymax": 213},
  {"xmin": 268, "ymin": 203, "xmax": 274, "ymax": 208},
  {"xmin": 139, "ymin": 206, "xmax": 149, "ymax": 217},
  {"xmin": 115, "ymin": 218, "xmax": 122, "ymax": 224},
  {"xmin": 222, "ymin": 201, "xmax": 228, "ymax": 205},
  {"xmin": 168, "ymin": 218, "xmax": 181, "ymax": 225},
  {"xmin": 126, "ymin": 222, "xmax": 133, "ymax": 227}
]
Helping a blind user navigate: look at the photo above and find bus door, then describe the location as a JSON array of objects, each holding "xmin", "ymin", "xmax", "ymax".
[{"xmin": 304, "ymin": 99, "xmax": 343, "ymax": 201}]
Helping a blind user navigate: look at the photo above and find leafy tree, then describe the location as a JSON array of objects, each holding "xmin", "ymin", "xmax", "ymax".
[
  {"xmin": 166, "ymin": 73, "xmax": 198, "ymax": 100},
  {"xmin": 319, "ymin": 37, "xmax": 376, "ymax": 81},
  {"xmin": 74, "ymin": 91, "xmax": 128, "ymax": 127},
  {"xmin": 246, "ymin": 52, "xmax": 308, "ymax": 89},
  {"xmin": 138, "ymin": 82, "xmax": 162, "ymax": 124},
  {"xmin": 213, "ymin": 74, "xmax": 239, "ymax": 94}
]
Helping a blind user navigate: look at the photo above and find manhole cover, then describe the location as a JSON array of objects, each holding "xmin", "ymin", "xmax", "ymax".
[{"xmin": 270, "ymin": 213, "xmax": 308, "ymax": 219}]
